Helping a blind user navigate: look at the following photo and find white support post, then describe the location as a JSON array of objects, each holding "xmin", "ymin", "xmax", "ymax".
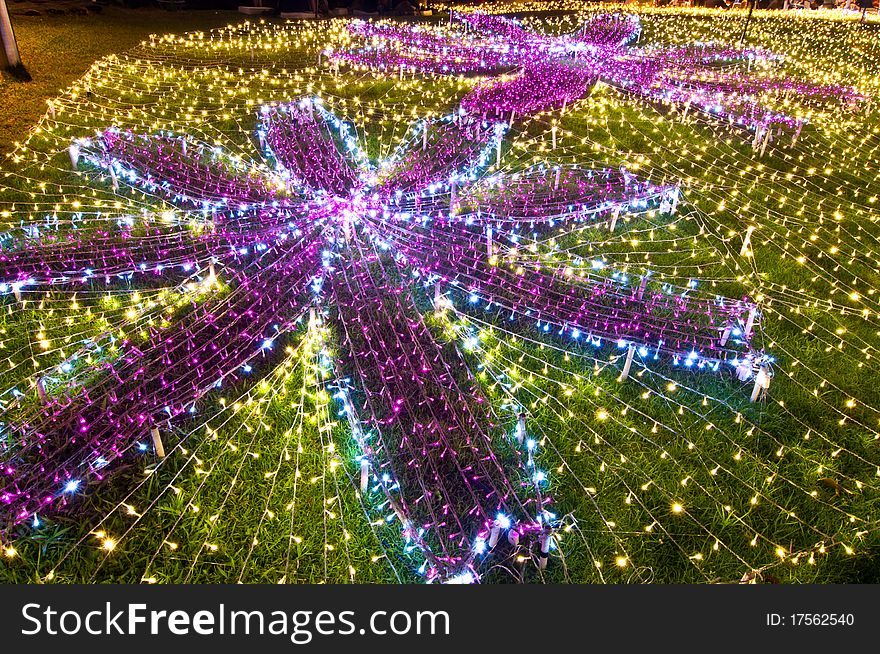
[
  {"xmin": 434, "ymin": 282, "xmax": 443, "ymax": 310},
  {"xmin": 554, "ymin": 167, "xmax": 561, "ymax": 191},
  {"xmin": 620, "ymin": 343, "xmax": 636, "ymax": 381},
  {"xmin": 110, "ymin": 166, "xmax": 119, "ymax": 191},
  {"xmin": 36, "ymin": 377, "xmax": 47, "ymax": 403},
  {"xmin": 360, "ymin": 458, "xmax": 369, "ymax": 493},
  {"xmin": 12, "ymin": 283, "xmax": 22, "ymax": 304},
  {"xmin": 69, "ymin": 143, "xmax": 80, "ymax": 168},
  {"xmin": 759, "ymin": 126, "xmax": 771, "ymax": 158},
  {"xmin": 486, "ymin": 226, "xmax": 493, "ymax": 257},
  {"xmin": 47, "ymin": 100, "xmax": 55, "ymax": 119},
  {"xmin": 744, "ymin": 305, "xmax": 757, "ymax": 339},
  {"xmin": 750, "ymin": 365, "xmax": 770, "ymax": 402},
  {"xmin": 538, "ymin": 530, "xmax": 551, "ymax": 570},
  {"xmin": 423, "ymin": 124, "xmax": 428, "ymax": 151},
  {"xmin": 551, "ymin": 125, "xmax": 558, "ymax": 150},
  {"xmin": 719, "ymin": 322, "xmax": 733, "ymax": 347},
  {"xmin": 496, "ymin": 139, "xmax": 501, "ymax": 167},
  {"xmin": 488, "ymin": 520, "xmax": 502, "ymax": 548},
  {"xmin": 151, "ymin": 425, "xmax": 166, "ymax": 459},
  {"xmin": 515, "ymin": 413, "xmax": 526, "ymax": 445},
  {"xmin": 399, "ymin": 62, "xmax": 404, "ymax": 81},
  {"xmin": 609, "ymin": 206, "xmax": 620, "ymax": 232},
  {"xmin": 740, "ymin": 225, "xmax": 755, "ymax": 257},
  {"xmin": 509, "ymin": 109, "xmax": 515, "ymax": 125},
  {"xmin": 637, "ymin": 275, "xmax": 648, "ymax": 301}
]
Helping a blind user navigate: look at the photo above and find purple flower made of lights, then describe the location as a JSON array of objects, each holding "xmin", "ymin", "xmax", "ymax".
[
  {"xmin": 334, "ymin": 12, "xmax": 863, "ymax": 135},
  {"xmin": 1, "ymin": 92, "xmax": 760, "ymax": 582}
]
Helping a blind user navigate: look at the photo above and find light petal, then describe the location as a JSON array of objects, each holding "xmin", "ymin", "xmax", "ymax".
[
  {"xmin": 260, "ymin": 100, "xmax": 363, "ymax": 197},
  {"xmin": 330, "ymin": 251, "xmax": 543, "ymax": 580}
]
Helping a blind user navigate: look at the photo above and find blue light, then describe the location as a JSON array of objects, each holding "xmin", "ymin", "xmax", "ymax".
[
  {"xmin": 63, "ymin": 480, "xmax": 80, "ymax": 494},
  {"xmin": 495, "ymin": 512, "xmax": 511, "ymax": 529},
  {"xmin": 261, "ymin": 339, "xmax": 274, "ymax": 350}
]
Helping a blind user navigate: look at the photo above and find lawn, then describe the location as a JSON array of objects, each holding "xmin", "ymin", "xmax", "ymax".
[
  {"xmin": 0, "ymin": 6, "xmax": 879, "ymax": 584},
  {"xmin": 0, "ymin": 8, "xmax": 245, "ymax": 155}
]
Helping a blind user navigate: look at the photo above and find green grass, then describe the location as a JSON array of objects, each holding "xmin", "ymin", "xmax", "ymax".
[
  {"xmin": 0, "ymin": 8, "xmax": 245, "ymax": 155},
  {"xmin": 1, "ymin": 7, "xmax": 880, "ymax": 584}
]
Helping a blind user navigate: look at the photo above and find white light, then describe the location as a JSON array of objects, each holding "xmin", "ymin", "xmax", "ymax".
[
  {"xmin": 495, "ymin": 512, "xmax": 511, "ymax": 529},
  {"xmin": 443, "ymin": 571, "xmax": 475, "ymax": 584}
]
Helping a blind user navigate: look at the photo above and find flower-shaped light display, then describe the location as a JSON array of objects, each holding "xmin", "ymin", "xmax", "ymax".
[
  {"xmin": 8, "ymin": 11, "xmax": 867, "ymax": 583},
  {"xmin": 0, "ymin": 74, "xmax": 759, "ymax": 580},
  {"xmin": 334, "ymin": 11, "xmax": 863, "ymax": 136}
]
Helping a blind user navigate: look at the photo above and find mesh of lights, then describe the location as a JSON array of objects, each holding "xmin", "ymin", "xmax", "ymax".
[{"xmin": 0, "ymin": 8, "xmax": 877, "ymax": 584}]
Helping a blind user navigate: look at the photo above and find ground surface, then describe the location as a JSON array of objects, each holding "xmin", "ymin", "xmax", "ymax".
[{"xmin": 0, "ymin": 8, "xmax": 244, "ymax": 154}]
